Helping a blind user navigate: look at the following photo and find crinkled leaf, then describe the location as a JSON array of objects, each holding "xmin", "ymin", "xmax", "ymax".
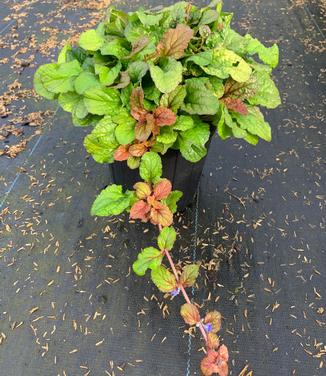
[
  {"xmin": 127, "ymin": 61, "xmax": 149, "ymax": 82},
  {"xmin": 127, "ymin": 156, "xmax": 140, "ymax": 169},
  {"xmin": 127, "ymin": 36, "xmax": 150, "ymax": 58},
  {"xmin": 95, "ymin": 62, "xmax": 122, "ymax": 86},
  {"xmin": 84, "ymin": 87, "xmax": 121, "ymax": 115},
  {"xmin": 78, "ymin": 29, "xmax": 104, "ymax": 51},
  {"xmin": 179, "ymin": 118, "xmax": 210, "ymax": 162},
  {"xmin": 100, "ymin": 38, "xmax": 129, "ymax": 59},
  {"xmin": 150, "ymin": 202, "xmax": 173, "ymax": 227},
  {"xmin": 134, "ymin": 182, "xmax": 151, "ymax": 199},
  {"xmin": 133, "ymin": 247, "xmax": 163, "ymax": 276},
  {"xmin": 173, "ymin": 115, "xmax": 194, "ymax": 131},
  {"xmin": 248, "ymin": 70, "xmax": 281, "ymax": 109},
  {"xmin": 135, "ymin": 117, "xmax": 153, "ymax": 142},
  {"xmin": 232, "ymin": 106, "xmax": 271, "ymax": 141},
  {"xmin": 129, "ymin": 143, "xmax": 148, "ymax": 157},
  {"xmin": 244, "ymin": 34, "xmax": 279, "ymax": 68},
  {"xmin": 162, "ymin": 190, "xmax": 183, "ymax": 213},
  {"xmin": 160, "ymin": 86, "xmax": 186, "ymax": 113},
  {"xmin": 74, "ymin": 71, "xmax": 101, "ymax": 94},
  {"xmin": 151, "ymin": 265, "xmax": 177, "ymax": 293},
  {"xmin": 180, "ymin": 303, "xmax": 200, "ymax": 325},
  {"xmin": 201, "ymin": 348, "xmax": 229, "ymax": 376},
  {"xmin": 149, "ymin": 58, "xmax": 183, "ymax": 94},
  {"xmin": 35, "ymin": 60, "xmax": 82, "ymax": 94},
  {"xmin": 154, "ymin": 107, "xmax": 177, "ymax": 126},
  {"xmin": 222, "ymin": 97, "xmax": 248, "ymax": 115},
  {"xmin": 182, "ymin": 78, "xmax": 219, "ymax": 115},
  {"xmin": 112, "ymin": 71, "xmax": 131, "ymax": 89},
  {"xmin": 114, "ymin": 145, "xmax": 130, "ymax": 161},
  {"xmin": 130, "ymin": 87, "xmax": 146, "ymax": 120},
  {"xmin": 189, "ymin": 48, "xmax": 251, "ymax": 82},
  {"xmin": 157, "ymin": 24, "xmax": 194, "ymax": 59},
  {"xmin": 157, "ymin": 226, "xmax": 176, "ymax": 251},
  {"xmin": 153, "ymin": 178, "xmax": 172, "ymax": 200},
  {"xmin": 206, "ymin": 48, "xmax": 252, "ymax": 82},
  {"xmin": 84, "ymin": 117, "xmax": 118, "ymax": 163},
  {"xmin": 58, "ymin": 92, "xmax": 82, "ymax": 113},
  {"xmin": 180, "ymin": 264, "xmax": 200, "ymax": 288},
  {"xmin": 156, "ymin": 126, "xmax": 178, "ymax": 144},
  {"xmin": 33, "ymin": 65, "xmax": 56, "ymax": 99},
  {"xmin": 139, "ymin": 152, "xmax": 162, "ymax": 183},
  {"xmin": 130, "ymin": 199, "xmax": 151, "ymax": 221},
  {"xmin": 115, "ymin": 122, "xmax": 135, "ymax": 145},
  {"xmin": 91, "ymin": 184, "xmax": 135, "ymax": 216}
]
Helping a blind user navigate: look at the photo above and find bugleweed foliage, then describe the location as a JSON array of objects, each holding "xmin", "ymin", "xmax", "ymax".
[{"xmin": 34, "ymin": 1, "xmax": 280, "ymax": 374}]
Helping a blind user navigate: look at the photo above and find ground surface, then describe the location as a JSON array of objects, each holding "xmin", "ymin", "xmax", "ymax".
[{"xmin": 0, "ymin": 1, "xmax": 325, "ymax": 375}]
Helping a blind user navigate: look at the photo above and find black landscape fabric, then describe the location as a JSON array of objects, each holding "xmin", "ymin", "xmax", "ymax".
[{"xmin": 0, "ymin": 1, "xmax": 325, "ymax": 375}]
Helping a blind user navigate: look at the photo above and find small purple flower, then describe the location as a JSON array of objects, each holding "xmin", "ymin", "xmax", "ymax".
[
  {"xmin": 203, "ymin": 322, "xmax": 213, "ymax": 333},
  {"xmin": 170, "ymin": 287, "xmax": 180, "ymax": 297}
]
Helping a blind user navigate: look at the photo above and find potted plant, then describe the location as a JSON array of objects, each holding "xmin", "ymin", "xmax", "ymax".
[{"xmin": 33, "ymin": 1, "xmax": 281, "ymax": 374}]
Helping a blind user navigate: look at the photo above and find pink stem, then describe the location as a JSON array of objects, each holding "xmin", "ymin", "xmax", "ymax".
[{"xmin": 163, "ymin": 248, "xmax": 208, "ymax": 343}]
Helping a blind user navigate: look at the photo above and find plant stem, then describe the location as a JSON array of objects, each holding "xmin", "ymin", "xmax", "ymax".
[{"xmin": 163, "ymin": 248, "xmax": 208, "ymax": 343}]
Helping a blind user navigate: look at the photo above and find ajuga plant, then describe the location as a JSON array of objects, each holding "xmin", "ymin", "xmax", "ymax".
[{"xmin": 34, "ymin": 1, "xmax": 281, "ymax": 374}]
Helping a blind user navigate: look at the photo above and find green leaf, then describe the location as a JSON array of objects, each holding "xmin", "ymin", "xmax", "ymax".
[
  {"xmin": 213, "ymin": 106, "xmax": 232, "ymax": 140},
  {"xmin": 232, "ymin": 106, "xmax": 271, "ymax": 142},
  {"xmin": 173, "ymin": 115, "xmax": 194, "ymax": 131},
  {"xmin": 78, "ymin": 29, "xmax": 104, "ymax": 51},
  {"xmin": 160, "ymin": 86, "xmax": 186, "ymax": 113},
  {"xmin": 127, "ymin": 156, "xmax": 140, "ymax": 169},
  {"xmin": 139, "ymin": 152, "xmax": 162, "ymax": 183},
  {"xmin": 74, "ymin": 71, "xmax": 101, "ymax": 94},
  {"xmin": 188, "ymin": 48, "xmax": 251, "ymax": 82},
  {"xmin": 33, "ymin": 64, "xmax": 57, "ymax": 100},
  {"xmin": 248, "ymin": 71, "xmax": 281, "ymax": 109},
  {"xmin": 149, "ymin": 58, "xmax": 183, "ymax": 94},
  {"xmin": 100, "ymin": 39, "xmax": 129, "ymax": 59},
  {"xmin": 156, "ymin": 126, "xmax": 177, "ymax": 144},
  {"xmin": 136, "ymin": 10, "xmax": 163, "ymax": 26},
  {"xmin": 199, "ymin": 9, "xmax": 218, "ymax": 25},
  {"xmin": 91, "ymin": 184, "xmax": 135, "ymax": 216},
  {"xmin": 127, "ymin": 61, "xmax": 148, "ymax": 83},
  {"xmin": 244, "ymin": 34, "xmax": 279, "ymax": 68},
  {"xmin": 179, "ymin": 118, "xmax": 210, "ymax": 162},
  {"xmin": 144, "ymin": 84, "xmax": 161, "ymax": 104},
  {"xmin": 182, "ymin": 78, "xmax": 219, "ymax": 115},
  {"xmin": 114, "ymin": 122, "xmax": 135, "ymax": 145},
  {"xmin": 151, "ymin": 266, "xmax": 177, "ymax": 293},
  {"xmin": 84, "ymin": 87, "xmax": 121, "ymax": 115},
  {"xmin": 224, "ymin": 108, "xmax": 247, "ymax": 138},
  {"xmin": 180, "ymin": 264, "xmax": 200, "ymax": 287},
  {"xmin": 83, "ymin": 116, "xmax": 118, "ymax": 163},
  {"xmin": 132, "ymin": 247, "xmax": 163, "ymax": 276},
  {"xmin": 163, "ymin": 191, "xmax": 183, "ymax": 213},
  {"xmin": 157, "ymin": 227, "xmax": 177, "ymax": 251},
  {"xmin": 58, "ymin": 92, "xmax": 87, "ymax": 119},
  {"xmin": 95, "ymin": 62, "xmax": 122, "ymax": 86},
  {"xmin": 72, "ymin": 113, "xmax": 99, "ymax": 127},
  {"xmin": 35, "ymin": 61, "xmax": 82, "ymax": 94},
  {"xmin": 205, "ymin": 48, "xmax": 252, "ymax": 82},
  {"xmin": 57, "ymin": 44, "xmax": 72, "ymax": 64}
]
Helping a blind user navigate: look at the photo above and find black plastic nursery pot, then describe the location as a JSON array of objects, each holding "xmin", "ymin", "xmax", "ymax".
[{"xmin": 110, "ymin": 141, "xmax": 212, "ymax": 212}]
